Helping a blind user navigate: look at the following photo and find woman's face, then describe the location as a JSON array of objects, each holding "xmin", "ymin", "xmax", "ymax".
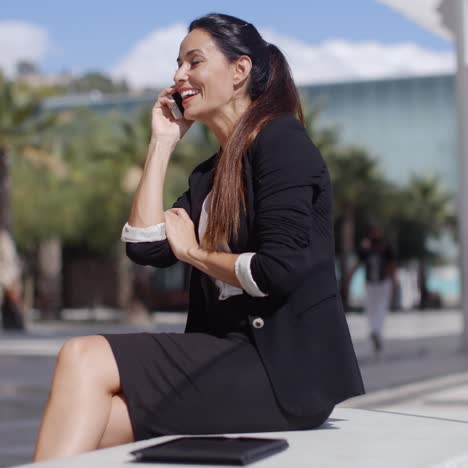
[{"xmin": 174, "ymin": 28, "xmax": 241, "ymax": 121}]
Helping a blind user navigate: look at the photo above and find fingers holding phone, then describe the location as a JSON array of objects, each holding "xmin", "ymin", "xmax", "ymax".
[
  {"xmin": 168, "ymin": 92, "xmax": 184, "ymax": 120},
  {"xmin": 152, "ymin": 86, "xmax": 193, "ymax": 144}
]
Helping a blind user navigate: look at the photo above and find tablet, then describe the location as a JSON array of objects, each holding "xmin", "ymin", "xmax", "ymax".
[{"xmin": 130, "ymin": 435, "xmax": 289, "ymax": 465}]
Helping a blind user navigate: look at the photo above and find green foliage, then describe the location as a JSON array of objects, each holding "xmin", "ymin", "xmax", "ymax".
[
  {"xmin": 12, "ymin": 154, "xmax": 80, "ymax": 250},
  {"xmin": 64, "ymin": 72, "xmax": 129, "ymax": 94},
  {"xmin": 5, "ymin": 84, "xmax": 455, "ymax": 263},
  {"xmin": 0, "ymin": 79, "xmax": 42, "ymax": 146},
  {"xmin": 326, "ymin": 147, "xmax": 390, "ymax": 214},
  {"xmin": 9, "ymin": 105, "xmax": 122, "ymax": 253},
  {"xmin": 392, "ymin": 175, "xmax": 454, "ymax": 261},
  {"xmin": 11, "ymin": 100, "xmax": 217, "ymax": 257},
  {"xmin": 0, "ymin": 77, "xmax": 62, "ymax": 241}
]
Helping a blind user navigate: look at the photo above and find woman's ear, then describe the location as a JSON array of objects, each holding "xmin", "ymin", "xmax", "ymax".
[{"xmin": 233, "ymin": 55, "xmax": 252, "ymax": 85}]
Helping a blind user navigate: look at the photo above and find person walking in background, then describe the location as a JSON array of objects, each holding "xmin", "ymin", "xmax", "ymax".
[
  {"xmin": 0, "ymin": 228, "xmax": 24, "ymax": 331},
  {"xmin": 347, "ymin": 225, "xmax": 397, "ymax": 353}
]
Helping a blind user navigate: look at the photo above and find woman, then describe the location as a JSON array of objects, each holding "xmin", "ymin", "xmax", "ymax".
[{"xmin": 33, "ymin": 13, "xmax": 365, "ymax": 461}]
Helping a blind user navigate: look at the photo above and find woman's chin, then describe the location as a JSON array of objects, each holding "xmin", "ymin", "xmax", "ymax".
[
  {"xmin": 185, "ymin": 108, "xmax": 212, "ymax": 125},
  {"xmin": 183, "ymin": 111, "xmax": 196, "ymax": 121}
]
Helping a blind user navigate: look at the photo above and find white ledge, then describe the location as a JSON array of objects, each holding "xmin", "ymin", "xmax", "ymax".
[{"xmin": 15, "ymin": 408, "xmax": 468, "ymax": 467}]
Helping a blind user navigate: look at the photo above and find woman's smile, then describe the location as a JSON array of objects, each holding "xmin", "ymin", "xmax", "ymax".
[{"xmin": 182, "ymin": 92, "xmax": 199, "ymax": 106}]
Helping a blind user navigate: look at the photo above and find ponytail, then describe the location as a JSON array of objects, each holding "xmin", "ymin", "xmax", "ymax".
[{"xmin": 188, "ymin": 14, "xmax": 304, "ymax": 251}]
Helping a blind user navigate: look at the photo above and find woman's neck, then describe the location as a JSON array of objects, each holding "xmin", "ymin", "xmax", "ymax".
[{"xmin": 204, "ymin": 96, "xmax": 252, "ymax": 146}]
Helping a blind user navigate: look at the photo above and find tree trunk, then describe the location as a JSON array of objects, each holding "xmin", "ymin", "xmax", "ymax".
[
  {"xmin": 417, "ymin": 258, "xmax": 429, "ymax": 310},
  {"xmin": 119, "ymin": 250, "xmax": 147, "ymax": 324},
  {"xmin": 36, "ymin": 238, "xmax": 62, "ymax": 320},
  {"xmin": 0, "ymin": 145, "xmax": 12, "ymax": 232},
  {"xmin": 339, "ymin": 207, "xmax": 355, "ymax": 310},
  {"xmin": 117, "ymin": 250, "xmax": 133, "ymax": 311}
]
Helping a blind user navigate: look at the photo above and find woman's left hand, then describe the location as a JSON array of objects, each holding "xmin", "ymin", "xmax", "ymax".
[{"xmin": 164, "ymin": 208, "xmax": 199, "ymax": 262}]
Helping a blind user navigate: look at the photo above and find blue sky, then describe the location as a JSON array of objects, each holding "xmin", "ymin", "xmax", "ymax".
[{"xmin": 0, "ymin": 0, "xmax": 454, "ymax": 87}]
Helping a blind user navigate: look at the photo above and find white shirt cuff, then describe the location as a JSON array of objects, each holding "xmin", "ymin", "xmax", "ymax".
[
  {"xmin": 235, "ymin": 252, "xmax": 268, "ymax": 297},
  {"xmin": 121, "ymin": 222, "xmax": 166, "ymax": 243},
  {"xmin": 216, "ymin": 280, "xmax": 244, "ymax": 301}
]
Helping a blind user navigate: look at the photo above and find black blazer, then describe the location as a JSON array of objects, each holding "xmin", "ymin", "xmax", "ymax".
[{"xmin": 126, "ymin": 114, "xmax": 365, "ymax": 417}]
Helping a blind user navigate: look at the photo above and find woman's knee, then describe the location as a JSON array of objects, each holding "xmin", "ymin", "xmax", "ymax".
[{"xmin": 56, "ymin": 336, "xmax": 121, "ymax": 393}]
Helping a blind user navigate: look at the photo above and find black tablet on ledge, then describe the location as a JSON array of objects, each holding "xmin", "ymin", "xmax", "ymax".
[{"xmin": 129, "ymin": 435, "xmax": 289, "ymax": 465}]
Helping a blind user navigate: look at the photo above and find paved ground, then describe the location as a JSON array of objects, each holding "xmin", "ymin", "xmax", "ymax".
[{"xmin": 1, "ymin": 309, "xmax": 467, "ymax": 467}]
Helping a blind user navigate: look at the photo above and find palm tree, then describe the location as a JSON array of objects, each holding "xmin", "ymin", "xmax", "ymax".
[
  {"xmin": 0, "ymin": 75, "xmax": 57, "ymax": 319},
  {"xmin": 0, "ymin": 76, "xmax": 59, "ymax": 228},
  {"xmin": 302, "ymin": 104, "xmax": 389, "ymax": 306},
  {"xmin": 325, "ymin": 147, "xmax": 391, "ymax": 306},
  {"xmin": 395, "ymin": 175, "xmax": 454, "ymax": 308},
  {"xmin": 0, "ymin": 78, "xmax": 34, "ymax": 230}
]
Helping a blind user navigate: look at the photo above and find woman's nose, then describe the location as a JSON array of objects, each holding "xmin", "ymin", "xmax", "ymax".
[{"xmin": 173, "ymin": 64, "xmax": 188, "ymax": 84}]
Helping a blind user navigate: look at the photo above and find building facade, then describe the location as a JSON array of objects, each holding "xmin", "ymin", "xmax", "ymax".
[{"xmin": 42, "ymin": 73, "xmax": 460, "ymax": 309}]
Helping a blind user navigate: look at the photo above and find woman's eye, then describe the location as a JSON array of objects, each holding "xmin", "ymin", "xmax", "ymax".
[{"xmin": 174, "ymin": 60, "xmax": 201, "ymax": 72}]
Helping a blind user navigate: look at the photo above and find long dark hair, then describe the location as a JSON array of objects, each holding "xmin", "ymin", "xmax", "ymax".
[{"xmin": 188, "ymin": 13, "xmax": 304, "ymax": 251}]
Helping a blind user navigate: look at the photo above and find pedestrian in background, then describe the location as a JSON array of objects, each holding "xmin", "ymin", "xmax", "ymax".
[
  {"xmin": 0, "ymin": 228, "xmax": 24, "ymax": 331},
  {"xmin": 347, "ymin": 225, "xmax": 397, "ymax": 353}
]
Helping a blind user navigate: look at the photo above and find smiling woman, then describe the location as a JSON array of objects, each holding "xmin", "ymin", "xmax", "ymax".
[{"xmin": 33, "ymin": 12, "xmax": 365, "ymax": 461}]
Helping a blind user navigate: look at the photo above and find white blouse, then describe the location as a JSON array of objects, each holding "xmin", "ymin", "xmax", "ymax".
[{"xmin": 121, "ymin": 190, "xmax": 268, "ymax": 300}]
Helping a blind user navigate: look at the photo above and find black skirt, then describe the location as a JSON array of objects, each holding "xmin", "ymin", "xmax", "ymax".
[{"xmin": 100, "ymin": 330, "xmax": 334, "ymax": 441}]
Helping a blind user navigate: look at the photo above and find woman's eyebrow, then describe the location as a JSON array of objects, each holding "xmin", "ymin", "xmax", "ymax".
[{"xmin": 176, "ymin": 49, "xmax": 203, "ymax": 65}]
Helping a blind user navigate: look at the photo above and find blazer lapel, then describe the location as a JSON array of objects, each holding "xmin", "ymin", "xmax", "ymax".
[{"xmin": 191, "ymin": 155, "xmax": 217, "ymax": 243}]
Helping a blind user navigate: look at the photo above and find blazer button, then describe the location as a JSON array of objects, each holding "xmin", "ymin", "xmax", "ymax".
[{"xmin": 252, "ymin": 317, "xmax": 264, "ymax": 329}]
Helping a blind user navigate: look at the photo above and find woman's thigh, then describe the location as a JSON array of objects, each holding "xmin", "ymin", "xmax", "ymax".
[
  {"xmin": 98, "ymin": 393, "xmax": 135, "ymax": 448},
  {"xmin": 100, "ymin": 331, "xmax": 330, "ymax": 440},
  {"xmin": 56, "ymin": 335, "xmax": 122, "ymax": 394},
  {"xmin": 137, "ymin": 334, "xmax": 292, "ymax": 437}
]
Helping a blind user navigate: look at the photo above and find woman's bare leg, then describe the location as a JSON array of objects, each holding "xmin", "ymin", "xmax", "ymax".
[
  {"xmin": 97, "ymin": 393, "xmax": 134, "ymax": 449},
  {"xmin": 33, "ymin": 335, "xmax": 133, "ymax": 461}
]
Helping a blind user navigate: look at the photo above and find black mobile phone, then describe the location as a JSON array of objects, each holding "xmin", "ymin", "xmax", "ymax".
[{"xmin": 169, "ymin": 92, "xmax": 184, "ymax": 119}]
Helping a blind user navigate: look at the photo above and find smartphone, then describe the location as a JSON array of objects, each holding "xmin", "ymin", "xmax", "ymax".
[{"xmin": 169, "ymin": 92, "xmax": 184, "ymax": 120}]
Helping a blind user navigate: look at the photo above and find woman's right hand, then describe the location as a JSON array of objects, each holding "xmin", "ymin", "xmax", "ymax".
[{"xmin": 151, "ymin": 86, "xmax": 194, "ymax": 147}]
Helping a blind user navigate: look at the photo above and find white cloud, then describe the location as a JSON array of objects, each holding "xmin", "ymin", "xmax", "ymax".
[
  {"xmin": 0, "ymin": 21, "xmax": 50, "ymax": 76},
  {"xmin": 260, "ymin": 28, "xmax": 455, "ymax": 85},
  {"xmin": 111, "ymin": 22, "xmax": 455, "ymax": 89},
  {"xmin": 111, "ymin": 23, "xmax": 187, "ymax": 89}
]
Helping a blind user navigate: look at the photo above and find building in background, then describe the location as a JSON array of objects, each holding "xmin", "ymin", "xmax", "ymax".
[
  {"xmin": 41, "ymin": 72, "xmax": 459, "ymax": 310},
  {"xmin": 43, "ymin": 72, "xmax": 457, "ymax": 189},
  {"xmin": 303, "ymin": 74, "xmax": 456, "ymax": 188}
]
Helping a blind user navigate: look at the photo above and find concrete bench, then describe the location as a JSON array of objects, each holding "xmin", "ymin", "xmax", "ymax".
[{"xmin": 13, "ymin": 408, "xmax": 468, "ymax": 467}]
